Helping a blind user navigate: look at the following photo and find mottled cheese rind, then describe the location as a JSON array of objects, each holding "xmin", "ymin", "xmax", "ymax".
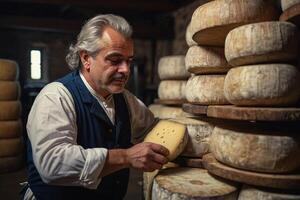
[
  {"xmin": 210, "ymin": 123, "xmax": 300, "ymax": 173},
  {"xmin": 0, "ymin": 120, "xmax": 22, "ymax": 139},
  {"xmin": 144, "ymin": 120, "xmax": 188, "ymax": 161},
  {"xmin": 281, "ymin": 0, "xmax": 300, "ymax": 11},
  {"xmin": 152, "ymin": 168, "xmax": 239, "ymax": 200},
  {"xmin": 224, "ymin": 64, "xmax": 300, "ymax": 106},
  {"xmin": 186, "ymin": 75, "xmax": 229, "ymax": 105},
  {"xmin": 0, "ymin": 59, "xmax": 19, "ymax": 81},
  {"xmin": 225, "ymin": 21, "xmax": 299, "ymax": 66},
  {"xmin": 158, "ymin": 56, "xmax": 190, "ymax": 80},
  {"xmin": 158, "ymin": 80, "xmax": 187, "ymax": 100},
  {"xmin": 0, "ymin": 101, "xmax": 21, "ymax": 120},
  {"xmin": 148, "ymin": 104, "xmax": 191, "ymax": 119},
  {"xmin": 0, "ymin": 81, "xmax": 20, "ymax": 100},
  {"xmin": 186, "ymin": 23, "xmax": 198, "ymax": 47}
]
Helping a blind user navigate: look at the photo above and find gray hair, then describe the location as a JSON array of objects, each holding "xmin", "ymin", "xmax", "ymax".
[{"xmin": 66, "ymin": 14, "xmax": 133, "ymax": 70}]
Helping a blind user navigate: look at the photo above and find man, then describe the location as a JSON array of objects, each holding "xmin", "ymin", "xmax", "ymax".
[{"xmin": 24, "ymin": 14, "xmax": 169, "ymax": 200}]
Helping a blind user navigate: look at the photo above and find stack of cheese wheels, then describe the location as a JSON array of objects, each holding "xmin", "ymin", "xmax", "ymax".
[
  {"xmin": 281, "ymin": 0, "xmax": 300, "ymax": 11},
  {"xmin": 0, "ymin": 59, "xmax": 24, "ymax": 173}
]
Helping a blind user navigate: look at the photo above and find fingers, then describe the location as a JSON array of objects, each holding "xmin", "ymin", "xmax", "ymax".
[
  {"xmin": 147, "ymin": 142, "xmax": 170, "ymax": 157},
  {"xmin": 150, "ymin": 151, "xmax": 168, "ymax": 165}
]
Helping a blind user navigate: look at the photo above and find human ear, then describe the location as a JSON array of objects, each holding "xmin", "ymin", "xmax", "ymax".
[{"xmin": 79, "ymin": 50, "xmax": 91, "ymax": 70}]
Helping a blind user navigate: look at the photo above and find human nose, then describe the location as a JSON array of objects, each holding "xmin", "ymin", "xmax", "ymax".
[{"xmin": 118, "ymin": 61, "xmax": 130, "ymax": 74}]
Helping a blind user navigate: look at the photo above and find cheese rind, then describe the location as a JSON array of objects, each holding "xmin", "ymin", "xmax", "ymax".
[
  {"xmin": 0, "ymin": 101, "xmax": 21, "ymax": 120},
  {"xmin": 148, "ymin": 104, "xmax": 191, "ymax": 119},
  {"xmin": 0, "ymin": 154, "xmax": 24, "ymax": 173},
  {"xmin": 224, "ymin": 64, "xmax": 300, "ymax": 106},
  {"xmin": 225, "ymin": 21, "xmax": 299, "ymax": 66},
  {"xmin": 158, "ymin": 80, "xmax": 187, "ymax": 100},
  {"xmin": 0, "ymin": 137, "xmax": 23, "ymax": 157},
  {"xmin": 190, "ymin": 0, "xmax": 279, "ymax": 46},
  {"xmin": 158, "ymin": 56, "xmax": 190, "ymax": 80},
  {"xmin": 0, "ymin": 59, "xmax": 19, "ymax": 81},
  {"xmin": 0, "ymin": 81, "xmax": 20, "ymax": 100},
  {"xmin": 186, "ymin": 75, "xmax": 229, "ymax": 105},
  {"xmin": 210, "ymin": 123, "xmax": 300, "ymax": 173},
  {"xmin": 144, "ymin": 120, "xmax": 188, "ymax": 161},
  {"xmin": 0, "ymin": 120, "xmax": 22, "ymax": 139},
  {"xmin": 186, "ymin": 46, "xmax": 230, "ymax": 74},
  {"xmin": 152, "ymin": 168, "xmax": 238, "ymax": 200},
  {"xmin": 281, "ymin": 0, "xmax": 300, "ymax": 11},
  {"xmin": 186, "ymin": 23, "xmax": 197, "ymax": 47}
]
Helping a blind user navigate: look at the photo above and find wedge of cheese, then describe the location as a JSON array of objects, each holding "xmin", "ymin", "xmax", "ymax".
[
  {"xmin": 158, "ymin": 80, "xmax": 187, "ymax": 100},
  {"xmin": 158, "ymin": 56, "xmax": 190, "ymax": 80},
  {"xmin": 144, "ymin": 120, "xmax": 188, "ymax": 161},
  {"xmin": 0, "ymin": 59, "xmax": 19, "ymax": 81}
]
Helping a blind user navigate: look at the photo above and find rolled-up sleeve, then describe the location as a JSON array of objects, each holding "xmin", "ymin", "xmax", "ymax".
[{"xmin": 27, "ymin": 82, "xmax": 107, "ymax": 189}]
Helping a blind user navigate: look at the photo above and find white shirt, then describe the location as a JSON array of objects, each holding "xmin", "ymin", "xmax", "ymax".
[{"xmin": 26, "ymin": 73, "xmax": 156, "ymax": 195}]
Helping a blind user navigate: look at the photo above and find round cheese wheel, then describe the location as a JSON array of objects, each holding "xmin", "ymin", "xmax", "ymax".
[
  {"xmin": 158, "ymin": 80, "xmax": 187, "ymax": 100},
  {"xmin": 186, "ymin": 23, "xmax": 197, "ymax": 47},
  {"xmin": 158, "ymin": 56, "xmax": 190, "ymax": 80},
  {"xmin": 190, "ymin": 0, "xmax": 279, "ymax": 46},
  {"xmin": 185, "ymin": 46, "xmax": 230, "ymax": 74},
  {"xmin": 224, "ymin": 64, "xmax": 300, "ymax": 106},
  {"xmin": 0, "ymin": 101, "xmax": 21, "ymax": 120},
  {"xmin": 170, "ymin": 117, "xmax": 214, "ymax": 158},
  {"xmin": 0, "ymin": 81, "xmax": 20, "ymax": 100},
  {"xmin": 152, "ymin": 168, "xmax": 239, "ymax": 200},
  {"xmin": 0, "ymin": 120, "xmax": 22, "ymax": 139},
  {"xmin": 148, "ymin": 104, "xmax": 191, "ymax": 119},
  {"xmin": 210, "ymin": 122, "xmax": 300, "ymax": 173},
  {"xmin": 0, "ymin": 153, "xmax": 24, "ymax": 173},
  {"xmin": 186, "ymin": 75, "xmax": 229, "ymax": 105},
  {"xmin": 0, "ymin": 59, "xmax": 19, "ymax": 81},
  {"xmin": 0, "ymin": 137, "xmax": 23, "ymax": 157},
  {"xmin": 225, "ymin": 21, "xmax": 299, "ymax": 66},
  {"xmin": 281, "ymin": 0, "xmax": 300, "ymax": 11},
  {"xmin": 238, "ymin": 185, "xmax": 300, "ymax": 199}
]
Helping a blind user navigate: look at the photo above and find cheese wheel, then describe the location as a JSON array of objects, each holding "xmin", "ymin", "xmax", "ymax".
[
  {"xmin": 190, "ymin": 0, "xmax": 279, "ymax": 46},
  {"xmin": 186, "ymin": 75, "xmax": 229, "ymax": 105},
  {"xmin": 144, "ymin": 120, "xmax": 188, "ymax": 161},
  {"xmin": 238, "ymin": 185, "xmax": 300, "ymax": 199},
  {"xmin": 185, "ymin": 46, "xmax": 230, "ymax": 74},
  {"xmin": 210, "ymin": 122, "xmax": 300, "ymax": 173},
  {"xmin": 186, "ymin": 23, "xmax": 198, "ymax": 47},
  {"xmin": 0, "ymin": 59, "xmax": 19, "ymax": 81},
  {"xmin": 0, "ymin": 120, "xmax": 22, "ymax": 139},
  {"xmin": 225, "ymin": 21, "xmax": 299, "ymax": 66},
  {"xmin": 158, "ymin": 80, "xmax": 187, "ymax": 100},
  {"xmin": 148, "ymin": 104, "xmax": 191, "ymax": 119},
  {"xmin": 0, "ymin": 153, "xmax": 24, "ymax": 173},
  {"xmin": 281, "ymin": 0, "xmax": 300, "ymax": 11},
  {"xmin": 0, "ymin": 101, "xmax": 21, "ymax": 120},
  {"xmin": 170, "ymin": 117, "xmax": 214, "ymax": 157},
  {"xmin": 224, "ymin": 64, "xmax": 300, "ymax": 106},
  {"xmin": 0, "ymin": 81, "xmax": 20, "ymax": 100},
  {"xmin": 158, "ymin": 56, "xmax": 190, "ymax": 80},
  {"xmin": 0, "ymin": 137, "xmax": 23, "ymax": 157},
  {"xmin": 152, "ymin": 168, "xmax": 239, "ymax": 200}
]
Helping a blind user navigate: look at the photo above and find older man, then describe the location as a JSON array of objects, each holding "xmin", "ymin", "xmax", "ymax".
[{"xmin": 24, "ymin": 14, "xmax": 168, "ymax": 200}]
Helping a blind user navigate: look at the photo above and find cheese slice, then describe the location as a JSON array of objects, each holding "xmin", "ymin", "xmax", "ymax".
[
  {"xmin": 152, "ymin": 168, "xmax": 239, "ymax": 200},
  {"xmin": 210, "ymin": 122, "xmax": 300, "ymax": 173},
  {"xmin": 186, "ymin": 75, "xmax": 229, "ymax": 105},
  {"xmin": 186, "ymin": 23, "xmax": 197, "ymax": 47},
  {"xmin": 144, "ymin": 120, "xmax": 188, "ymax": 161},
  {"xmin": 0, "ymin": 120, "xmax": 22, "ymax": 139},
  {"xmin": 0, "ymin": 153, "xmax": 24, "ymax": 173},
  {"xmin": 0, "ymin": 137, "xmax": 23, "ymax": 157},
  {"xmin": 158, "ymin": 56, "xmax": 190, "ymax": 80},
  {"xmin": 185, "ymin": 46, "xmax": 230, "ymax": 74},
  {"xmin": 158, "ymin": 80, "xmax": 187, "ymax": 100},
  {"xmin": 0, "ymin": 101, "xmax": 21, "ymax": 120},
  {"xmin": 148, "ymin": 104, "xmax": 191, "ymax": 119},
  {"xmin": 0, "ymin": 81, "xmax": 20, "ymax": 100},
  {"xmin": 238, "ymin": 185, "xmax": 300, "ymax": 199},
  {"xmin": 190, "ymin": 0, "xmax": 279, "ymax": 46},
  {"xmin": 225, "ymin": 21, "xmax": 299, "ymax": 66},
  {"xmin": 224, "ymin": 64, "xmax": 300, "ymax": 106},
  {"xmin": 0, "ymin": 59, "xmax": 19, "ymax": 81},
  {"xmin": 281, "ymin": 0, "xmax": 300, "ymax": 11}
]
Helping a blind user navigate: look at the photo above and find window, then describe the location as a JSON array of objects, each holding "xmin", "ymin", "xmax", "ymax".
[{"xmin": 30, "ymin": 49, "xmax": 42, "ymax": 80}]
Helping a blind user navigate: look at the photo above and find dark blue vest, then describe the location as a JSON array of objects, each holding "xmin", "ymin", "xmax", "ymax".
[{"xmin": 26, "ymin": 70, "xmax": 132, "ymax": 200}]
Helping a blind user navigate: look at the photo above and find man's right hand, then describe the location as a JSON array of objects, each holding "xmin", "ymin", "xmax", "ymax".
[{"xmin": 125, "ymin": 142, "xmax": 169, "ymax": 172}]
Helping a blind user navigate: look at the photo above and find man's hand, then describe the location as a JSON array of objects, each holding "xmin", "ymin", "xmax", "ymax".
[{"xmin": 125, "ymin": 142, "xmax": 169, "ymax": 172}]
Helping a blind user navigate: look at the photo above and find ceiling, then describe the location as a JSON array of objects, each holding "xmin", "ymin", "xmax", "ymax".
[{"xmin": 0, "ymin": 0, "xmax": 196, "ymax": 39}]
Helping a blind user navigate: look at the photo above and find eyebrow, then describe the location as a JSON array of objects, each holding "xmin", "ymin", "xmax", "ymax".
[{"xmin": 105, "ymin": 52, "xmax": 134, "ymax": 59}]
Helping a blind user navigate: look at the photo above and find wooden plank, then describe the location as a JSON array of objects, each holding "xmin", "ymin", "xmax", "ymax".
[
  {"xmin": 280, "ymin": 3, "xmax": 300, "ymax": 27},
  {"xmin": 173, "ymin": 156, "xmax": 203, "ymax": 168},
  {"xmin": 182, "ymin": 103, "xmax": 208, "ymax": 115}
]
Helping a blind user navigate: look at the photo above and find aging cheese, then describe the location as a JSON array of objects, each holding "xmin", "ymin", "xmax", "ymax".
[
  {"xmin": 190, "ymin": 0, "xmax": 279, "ymax": 46},
  {"xmin": 0, "ymin": 120, "xmax": 22, "ymax": 139},
  {"xmin": 210, "ymin": 122, "xmax": 300, "ymax": 173},
  {"xmin": 158, "ymin": 80, "xmax": 187, "ymax": 100},
  {"xmin": 0, "ymin": 137, "xmax": 23, "ymax": 157},
  {"xmin": 186, "ymin": 75, "xmax": 229, "ymax": 105},
  {"xmin": 0, "ymin": 154, "xmax": 24, "ymax": 173},
  {"xmin": 238, "ymin": 185, "xmax": 300, "ymax": 200},
  {"xmin": 0, "ymin": 81, "xmax": 20, "ymax": 100},
  {"xmin": 224, "ymin": 64, "xmax": 300, "ymax": 106},
  {"xmin": 158, "ymin": 56, "xmax": 190, "ymax": 80},
  {"xmin": 148, "ymin": 104, "xmax": 191, "ymax": 119},
  {"xmin": 281, "ymin": 0, "xmax": 300, "ymax": 11},
  {"xmin": 170, "ymin": 117, "xmax": 214, "ymax": 158},
  {"xmin": 0, "ymin": 59, "xmax": 19, "ymax": 81},
  {"xmin": 0, "ymin": 101, "xmax": 21, "ymax": 120},
  {"xmin": 152, "ymin": 168, "xmax": 239, "ymax": 200},
  {"xmin": 225, "ymin": 21, "xmax": 299, "ymax": 66},
  {"xmin": 144, "ymin": 120, "xmax": 188, "ymax": 161},
  {"xmin": 186, "ymin": 23, "xmax": 197, "ymax": 47},
  {"xmin": 185, "ymin": 46, "xmax": 230, "ymax": 74}
]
